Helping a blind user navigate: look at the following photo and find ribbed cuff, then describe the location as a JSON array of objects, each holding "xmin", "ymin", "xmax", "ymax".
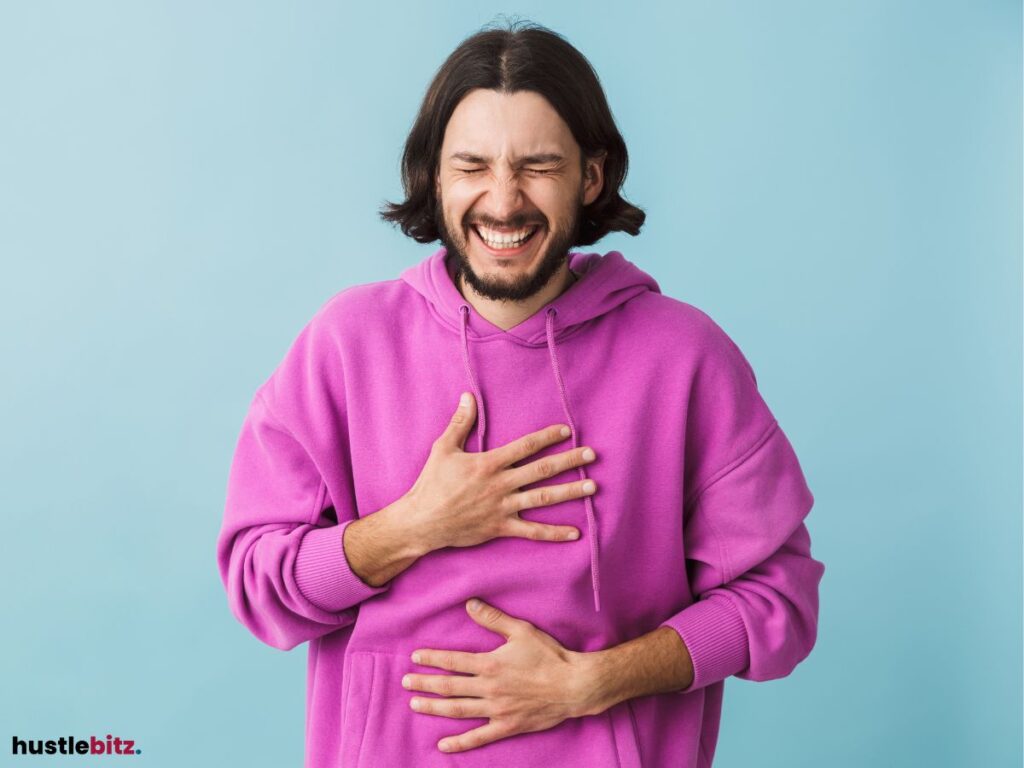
[
  {"xmin": 294, "ymin": 519, "xmax": 391, "ymax": 612},
  {"xmin": 659, "ymin": 595, "xmax": 749, "ymax": 693}
]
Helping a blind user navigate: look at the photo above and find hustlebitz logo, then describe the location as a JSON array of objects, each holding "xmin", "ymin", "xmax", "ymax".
[{"xmin": 12, "ymin": 734, "xmax": 141, "ymax": 756}]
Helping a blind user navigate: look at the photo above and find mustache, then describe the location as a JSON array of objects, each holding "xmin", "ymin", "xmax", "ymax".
[{"xmin": 468, "ymin": 217, "xmax": 546, "ymax": 230}]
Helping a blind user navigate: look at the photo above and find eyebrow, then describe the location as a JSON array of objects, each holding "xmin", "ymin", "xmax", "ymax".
[{"xmin": 449, "ymin": 151, "xmax": 565, "ymax": 165}]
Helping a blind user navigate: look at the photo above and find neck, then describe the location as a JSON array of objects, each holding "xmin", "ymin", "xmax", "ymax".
[{"xmin": 458, "ymin": 265, "xmax": 577, "ymax": 332}]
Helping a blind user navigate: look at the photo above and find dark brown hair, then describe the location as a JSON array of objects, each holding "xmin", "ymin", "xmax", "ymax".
[{"xmin": 378, "ymin": 17, "xmax": 645, "ymax": 246}]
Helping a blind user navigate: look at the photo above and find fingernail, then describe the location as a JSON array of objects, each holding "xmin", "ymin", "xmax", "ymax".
[
  {"xmin": 468, "ymin": 598, "xmax": 481, "ymax": 611},
  {"xmin": 402, "ymin": 675, "xmax": 412, "ymax": 688},
  {"xmin": 439, "ymin": 740, "xmax": 452, "ymax": 752},
  {"xmin": 460, "ymin": 392, "xmax": 470, "ymax": 406},
  {"xmin": 567, "ymin": 529, "xmax": 580, "ymax": 540},
  {"xmin": 582, "ymin": 448, "xmax": 595, "ymax": 461},
  {"xmin": 560, "ymin": 426, "xmax": 571, "ymax": 437},
  {"xmin": 583, "ymin": 480, "xmax": 596, "ymax": 493}
]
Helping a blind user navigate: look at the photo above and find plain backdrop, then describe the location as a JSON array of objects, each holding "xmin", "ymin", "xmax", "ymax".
[{"xmin": 1, "ymin": 1, "xmax": 1020, "ymax": 766}]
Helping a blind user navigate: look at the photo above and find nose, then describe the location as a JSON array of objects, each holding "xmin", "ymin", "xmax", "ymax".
[{"xmin": 482, "ymin": 169, "xmax": 526, "ymax": 224}]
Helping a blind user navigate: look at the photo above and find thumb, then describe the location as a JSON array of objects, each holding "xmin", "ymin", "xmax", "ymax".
[
  {"xmin": 465, "ymin": 599, "xmax": 522, "ymax": 639},
  {"xmin": 438, "ymin": 392, "xmax": 477, "ymax": 451}
]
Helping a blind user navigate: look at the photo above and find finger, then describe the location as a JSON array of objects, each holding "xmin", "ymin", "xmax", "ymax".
[
  {"xmin": 438, "ymin": 721, "xmax": 512, "ymax": 753},
  {"xmin": 409, "ymin": 695, "xmax": 490, "ymax": 720},
  {"xmin": 410, "ymin": 648, "xmax": 487, "ymax": 676},
  {"xmin": 488, "ymin": 423, "xmax": 572, "ymax": 469},
  {"xmin": 403, "ymin": 671, "xmax": 486, "ymax": 699},
  {"xmin": 466, "ymin": 598, "xmax": 525, "ymax": 640},
  {"xmin": 509, "ymin": 478, "xmax": 597, "ymax": 513},
  {"xmin": 503, "ymin": 517, "xmax": 581, "ymax": 543},
  {"xmin": 435, "ymin": 392, "xmax": 477, "ymax": 452},
  {"xmin": 503, "ymin": 445, "xmax": 596, "ymax": 489}
]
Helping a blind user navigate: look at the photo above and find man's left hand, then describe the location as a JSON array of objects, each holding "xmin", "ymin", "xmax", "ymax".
[{"xmin": 402, "ymin": 598, "xmax": 600, "ymax": 754}]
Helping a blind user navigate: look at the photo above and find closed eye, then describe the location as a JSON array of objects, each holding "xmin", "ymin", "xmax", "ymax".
[{"xmin": 456, "ymin": 167, "xmax": 555, "ymax": 175}]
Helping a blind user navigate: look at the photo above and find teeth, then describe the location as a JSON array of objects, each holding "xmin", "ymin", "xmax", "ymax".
[{"xmin": 476, "ymin": 225, "xmax": 538, "ymax": 249}]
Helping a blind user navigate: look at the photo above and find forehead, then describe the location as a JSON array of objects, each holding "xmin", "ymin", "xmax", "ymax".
[{"xmin": 441, "ymin": 88, "xmax": 578, "ymax": 159}]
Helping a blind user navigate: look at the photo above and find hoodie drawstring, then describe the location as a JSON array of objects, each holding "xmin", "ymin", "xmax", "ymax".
[
  {"xmin": 456, "ymin": 303, "xmax": 602, "ymax": 613},
  {"xmin": 546, "ymin": 307, "xmax": 601, "ymax": 613},
  {"xmin": 458, "ymin": 305, "xmax": 487, "ymax": 453}
]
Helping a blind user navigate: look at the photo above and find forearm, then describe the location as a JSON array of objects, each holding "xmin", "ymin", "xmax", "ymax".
[
  {"xmin": 573, "ymin": 627, "xmax": 694, "ymax": 717},
  {"xmin": 343, "ymin": 494, "xmax": 431, "ymax": 587}
]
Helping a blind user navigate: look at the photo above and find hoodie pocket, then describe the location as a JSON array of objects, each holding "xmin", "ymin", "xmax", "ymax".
[
  {"xmin": 341, "ymin": 649, "xmax": 642, "ymax": 767},
  {"xmin": 608, "ymin": 700, "xmax": 644, "ymax": 768},
  {"xmin": 339, "ymin": 651, "xmax": 376, "ymax": 767}
]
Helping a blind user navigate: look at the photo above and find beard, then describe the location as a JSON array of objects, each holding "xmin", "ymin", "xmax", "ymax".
[{"xmin": 435, "ymin": 197, "xmax": 583, "ymax": 303}]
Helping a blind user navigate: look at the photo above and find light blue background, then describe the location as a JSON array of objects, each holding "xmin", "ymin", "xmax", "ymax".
[{"xmin": 1, "ymin": 1, "xmax": 1020, "ymax": 766}]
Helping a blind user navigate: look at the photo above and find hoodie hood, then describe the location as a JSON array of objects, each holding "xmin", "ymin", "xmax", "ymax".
[
  {"xmin": 400, "ymin": 246, "xmax": 660, "ymax": 347},
  {"xmin": 400, "ymin": 246, "xmax": 661, "ymax": 612}
]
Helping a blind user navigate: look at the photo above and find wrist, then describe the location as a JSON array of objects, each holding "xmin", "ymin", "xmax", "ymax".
[
  {"xmin": 570, "ymin": 628, "xmax": 697, "ymax": 717},
  {"xmin": 568, "ymin": 650, "xmax": 616, "ymax": 718},
  {"xmin": 393, "ymin": 489, "xmax": 438, "ymax": 557},
  {"xmin": 386, "ymin": 492, "xmax": 436, "ymax": 558},
  {"xmin": 343, "ymin": 496, "xmax": 430, "ymax": 588}
]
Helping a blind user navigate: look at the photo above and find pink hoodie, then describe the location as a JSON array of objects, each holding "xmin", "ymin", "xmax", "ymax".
[{"xmin": 217, "ymin": 247, "xmax": 824, "ymax": 767}]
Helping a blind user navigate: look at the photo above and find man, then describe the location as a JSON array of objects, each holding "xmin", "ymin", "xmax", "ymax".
[{"xmin": 217, "ymin": 19, "xmax": 824, "ymax": 768}]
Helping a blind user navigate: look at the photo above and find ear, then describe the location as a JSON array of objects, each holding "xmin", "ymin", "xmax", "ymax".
[{"xmin": 582, "ymin": 151, "xmax": 606, "ymax": 207}]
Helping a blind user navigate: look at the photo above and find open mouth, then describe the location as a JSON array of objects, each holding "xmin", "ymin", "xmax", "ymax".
[{"xmin": 471, "ymin": 224, "xmax": 543, "ymax": 256}]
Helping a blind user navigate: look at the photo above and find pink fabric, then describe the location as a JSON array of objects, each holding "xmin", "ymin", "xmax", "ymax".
[{"xmin": 217, "ymin": 246, "xmax": 825, "ymax": 767}]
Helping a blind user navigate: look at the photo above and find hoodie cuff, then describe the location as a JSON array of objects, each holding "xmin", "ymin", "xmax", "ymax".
[
  {"xmin": 294, "ymin": 519, "xmax": 391, "ymax": 612},
  {"xmin": 659, "ymin": 595, "xmax": 749, "ymax": 693}
]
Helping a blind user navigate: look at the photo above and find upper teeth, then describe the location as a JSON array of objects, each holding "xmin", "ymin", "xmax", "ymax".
[{"xmin": 477, "ymin": 226, "xmax": 537, "ymax": 247}]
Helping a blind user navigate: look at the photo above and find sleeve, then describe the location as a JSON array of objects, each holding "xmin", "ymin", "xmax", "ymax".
[
  {"xmin": 216, "ymin": 311, "xmax": 391, "ymax": 651},
  {"xmin": 658, "ymin": 317, "xmax": 825, "ymax": 693}
]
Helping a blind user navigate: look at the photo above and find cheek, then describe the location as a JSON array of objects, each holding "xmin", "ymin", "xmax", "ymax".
[
  {"xmin": 532, "ymin": 186, "xmax": 576, "ymax": 227},
  {"xmin": 441, "ymin": 185, "xmax": 479, "ymax": 223}
]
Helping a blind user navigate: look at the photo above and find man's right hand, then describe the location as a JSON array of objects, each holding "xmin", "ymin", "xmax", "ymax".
[
  {"xmin": 404, "ymin": 392, "xmax": 598, "ymax": 553},
  {"xmin": 341, "ymin": 393, "xmax": 598, "ymax": 588}
]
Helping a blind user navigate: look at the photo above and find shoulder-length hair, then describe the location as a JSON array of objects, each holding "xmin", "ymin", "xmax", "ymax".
[{"xmin": 379, "ymin": 18, "xmax": 646, "ymax": 246}]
